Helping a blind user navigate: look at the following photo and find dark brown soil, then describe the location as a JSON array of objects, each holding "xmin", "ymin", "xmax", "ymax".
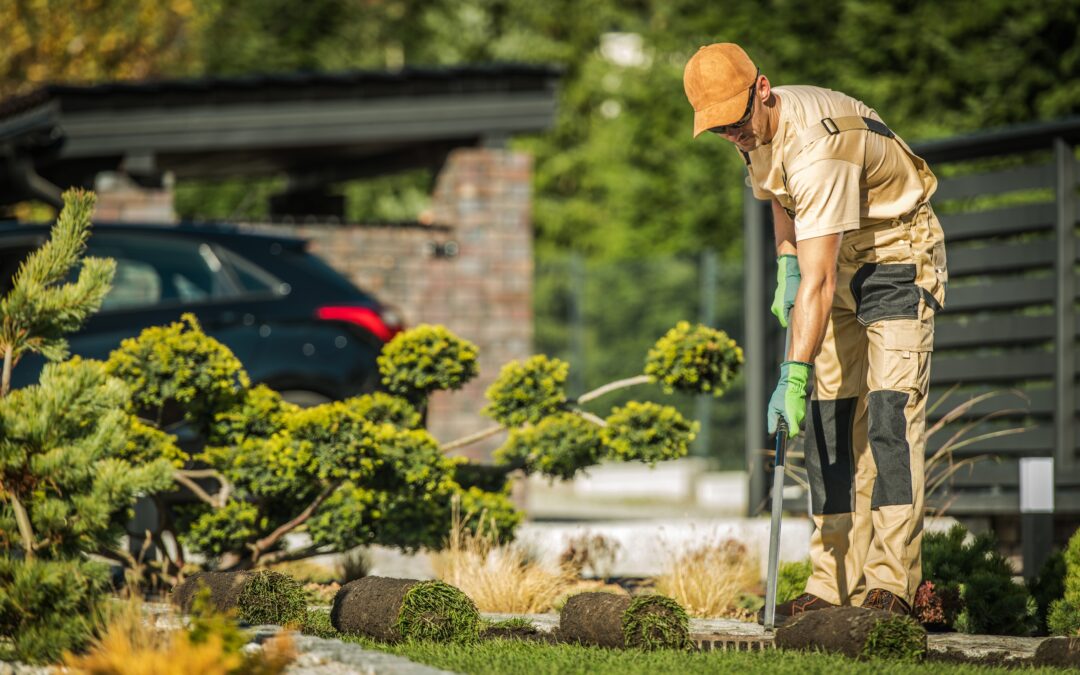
[
  {"xmin": 558, "ymin": 592, "xmax": 632, "ymax": 648},
  {"xmin": 331, "ymin": 576, "xmax": 418, "ymax": 642},
  {"xmin": 1034, "ymin": 636, "xmax": 1080, "ymax": 668},
  {"xmin": 481, "ymin": 624, "xmax": 553, "ymax": 642},
  {"xmin": 171, "ymin": 571, "xmax": 252, "ymax": 614},
  {"xmin": 775, "ymin": 606, "xmax": 926, "ymax": 660}
]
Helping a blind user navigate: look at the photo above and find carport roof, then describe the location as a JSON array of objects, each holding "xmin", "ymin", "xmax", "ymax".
[{"xmin": 0, "ymin": 64, "xmax": 562, "ymax": 207}]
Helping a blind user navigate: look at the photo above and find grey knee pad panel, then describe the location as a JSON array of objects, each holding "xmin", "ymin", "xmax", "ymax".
[
  {"xmin": 804, "ymin": 397, "xmax": 857, "ymax": 515},
  {"xmin": 868, "ymin": 389, "xmax": 913, "ymax": 507},
  {"xmin": 851, "ymin": 263, "xmax": 920, "ymax": 325}
]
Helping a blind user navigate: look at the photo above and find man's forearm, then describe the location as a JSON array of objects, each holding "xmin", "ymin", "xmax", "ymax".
[
  {"xmin": 771, "ymin": 200, "xmax": 797, "ymax": 256},
  {"xmin": 787, "ymin": 275, "xmax": 834, "ymax": 362}
]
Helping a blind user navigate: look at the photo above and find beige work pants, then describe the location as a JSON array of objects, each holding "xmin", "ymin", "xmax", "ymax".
[{"xmin": 802, "ymin": 203, "xmax": 947, "ymax": 605}]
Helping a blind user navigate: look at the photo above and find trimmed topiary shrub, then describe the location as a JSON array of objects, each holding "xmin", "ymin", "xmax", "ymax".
[
  {"xmin": 494, "ymin": 412, "xmax": 604, "ymax": 480},
  {"xmin": 644, "ymin": 321, "xmax": 743, "ymax": 397},
  {"xmin": 922, "ymin": 524, "xmax": 1037, "ymax": 635},
  {"xmin": 602, "ymin": 401, "xmax": 698, "ymax": 465},
  {"xmin": 483, "ymin": 355, "xmax": 569, "ymax": 426},
  {"xmin": 376, "ymin": 324, "xmax": 479, "ymax": 404}
]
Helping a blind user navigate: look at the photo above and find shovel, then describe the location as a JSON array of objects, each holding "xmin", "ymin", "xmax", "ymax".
[{"xmin": 762, "ymin": 416, "xmax": 789, "ymax": 632}]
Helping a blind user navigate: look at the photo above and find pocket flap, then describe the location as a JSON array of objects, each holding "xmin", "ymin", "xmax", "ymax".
[{"xmin": 883, "ymin": 319, "xmax": 934, "ymax": 352}]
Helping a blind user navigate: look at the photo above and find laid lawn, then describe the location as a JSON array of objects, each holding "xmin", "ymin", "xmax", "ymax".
[{"xmin": 344, "ymin": 637, "xmax": 1071, "ymax": 675}]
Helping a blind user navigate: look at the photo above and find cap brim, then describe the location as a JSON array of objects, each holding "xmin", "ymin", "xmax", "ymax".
[{"xmin": 692, "ymin": 90, "xmax": 752, "ymax": 138}]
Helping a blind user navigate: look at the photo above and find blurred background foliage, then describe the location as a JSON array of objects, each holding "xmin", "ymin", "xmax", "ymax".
[{"xmin": 2, "ymin": 0, "xmax": 1078, "ymax": 467}]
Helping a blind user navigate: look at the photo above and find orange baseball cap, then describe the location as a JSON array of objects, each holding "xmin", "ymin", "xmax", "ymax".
[{"xmin": 683, "ymin": 43, "xmax": 759, "ymax": 138}]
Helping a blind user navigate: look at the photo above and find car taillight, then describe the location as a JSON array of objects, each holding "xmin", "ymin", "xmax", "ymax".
[{"xmin": 316, "ymin": 305, "xmax": 401, "ymax": 342}]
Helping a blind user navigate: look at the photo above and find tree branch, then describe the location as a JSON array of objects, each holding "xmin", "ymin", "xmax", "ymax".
[
  {"xmin": 175, "ymin": 469, "xmax": 233, "ymax": 505},
  {"xmin": 441, "ymin": 424, "xmax": 506, "ymax": 453},
  {"xmin": 576, "ymin": 375, "xmax": 651, "ymax": 404},
  {"xmin": 249, "ymin": 482, "xmax": 339, "ymax": 564},
  {"xmin": 257, "ymin": 544, "xmax": 327, "ymax": 567},
  {"xmin": 9, "ymin": 493, "xmax": 37, "ymax": 560},
  {"xmin": 574, "ymin": 410, "xmax": 608, "ymax": 427},
  {"xmin": 173, "ymin": 471, "xmax": 222, "ymax": 508}
]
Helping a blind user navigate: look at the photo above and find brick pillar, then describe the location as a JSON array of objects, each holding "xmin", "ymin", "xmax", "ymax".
[{"xmin": 425, "ymin": 149, "xmax": 533, "ymax": 460}]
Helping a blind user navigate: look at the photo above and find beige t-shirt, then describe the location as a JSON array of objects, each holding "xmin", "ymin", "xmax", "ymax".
[{"xmin": 746, "ymin": 85, "xmax": 936, "ymax": 241}]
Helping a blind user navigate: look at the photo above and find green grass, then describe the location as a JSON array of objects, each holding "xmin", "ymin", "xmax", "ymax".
[{"xmin": 340, "ymin": 637, "xmax": 1072, "ymax": 675}]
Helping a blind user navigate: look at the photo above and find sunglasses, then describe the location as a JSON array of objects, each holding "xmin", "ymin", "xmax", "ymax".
[{"xmin": 708, "ymin": 71, "xmax": 760, "ymax": 135}]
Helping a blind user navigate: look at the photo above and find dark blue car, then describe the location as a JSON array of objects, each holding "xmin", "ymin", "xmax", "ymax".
[{"xmin": 0, "ymin": 221, "xmax": 403, "ymax": 404}]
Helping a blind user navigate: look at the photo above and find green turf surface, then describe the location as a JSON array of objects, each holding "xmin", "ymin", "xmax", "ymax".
[{"xmin": 344, "ymin": 637, "xmax": 1070, "ymax": 675}]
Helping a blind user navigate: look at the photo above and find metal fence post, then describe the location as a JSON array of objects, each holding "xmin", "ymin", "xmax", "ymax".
[
  {"xmin": 569, "ymin": 252, "xmax": 587, "ymax": 397},
  {"xmin": 1055, "ymin": 138, "xmax": 1076, "ymax": 472},
  {"xmin": 694, "ymin": 248, "xmax": 718, "ymax": 457},
  {"xmin": 744, "ymin": 189, "xmax": 767, "ymax": 515}
]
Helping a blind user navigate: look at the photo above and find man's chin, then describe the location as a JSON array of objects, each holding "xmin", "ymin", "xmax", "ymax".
[{"xmin": 736, "ymin": 139, "xmax": 759, "ymax": 152}]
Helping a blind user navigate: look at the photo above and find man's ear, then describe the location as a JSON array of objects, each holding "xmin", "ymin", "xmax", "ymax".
[{"xmin": 758, "ymin": 74, "xmax": 773, "ymax": 103}]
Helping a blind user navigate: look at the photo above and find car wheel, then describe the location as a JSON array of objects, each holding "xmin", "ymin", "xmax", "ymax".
[{"xmin": 279, "ymin": 390, "xmax": 334, "ymax": 408}]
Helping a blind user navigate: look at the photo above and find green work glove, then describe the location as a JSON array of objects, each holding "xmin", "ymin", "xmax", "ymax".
[
  {"xmin": 771, "ymin": 255, "xmax": 801, "ymax": 328},
  {"xmin": 767, "ymin": 361, "xmax": 813, "ymax": 437}
]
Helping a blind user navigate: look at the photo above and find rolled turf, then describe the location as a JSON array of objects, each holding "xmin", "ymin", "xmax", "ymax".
[
  {"xmin": 559, "ymin": 592, "xmax": 690, "ymax": 650},
  {"xmin": 331, "ymin": 576, "xmax": 480, "ymax": 643},
  {"xmin": 170, "ymin": 570, "xmax": 306, "ymax": 625},
  {"xmin": 775, "ymin": 607, "xmax": 927, "ymax": 660}
]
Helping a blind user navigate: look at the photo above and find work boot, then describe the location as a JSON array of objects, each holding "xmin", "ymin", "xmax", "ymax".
[
  {"xmin": 757, "ymin": 592, "xmax": 836, "ymax": 627},
  {"xmin": 861, "ymin": 588, "xmax": 912, "ymax": 616}
]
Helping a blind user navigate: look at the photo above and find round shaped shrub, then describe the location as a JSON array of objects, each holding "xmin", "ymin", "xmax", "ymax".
[
  {"xmin": 341, "ymin": 391, "xmax": 422, "ymax": 429},
  {"xmin": 236, "ymin": 570, "xmax": 307, "ymax": 625},
  {"xmin": 645, "ymin": 321, "xmax": 743, "ymax": 397},
  {"xmin": 377, "ymin": 324, "xmax": 479, "ymax": 402},
  {"xmin": 209, "ymin": 384, "xmax": 298, "ymax": 446},
  {"xmin": 602, "ymin": 402, "xmax": 698, "ymax": 465},
  {"xmin": 494, "ymin": 412, "xmax": 603, "ymax": 480},
  {"xmin": 182, "ymin": 500, "xmax": 267, "ymax": 558},
  {"xmin": 483, "ymin": 355, "xmax": 569, "ymax": 427},
  {"xmin": 105, "ymin": 313, "xmax": 250, "ymax": 430}
]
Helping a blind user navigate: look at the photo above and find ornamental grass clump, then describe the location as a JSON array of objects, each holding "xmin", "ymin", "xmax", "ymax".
[
  {"xmin": 331, "ymin": 576, "xmax": 481, "ymax": 643},
  {"xmin": 644, "ymin": 321, "xmax": 743, "ymax": 396},
  {"xmin": 654, "ymin": 539, "xmax": 759, "ymax": 619}
]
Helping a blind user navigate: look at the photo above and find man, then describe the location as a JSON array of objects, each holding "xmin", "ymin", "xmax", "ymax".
[{"xmin": 684, "ymin": 43, "xmax": 947, "ymax": 623}]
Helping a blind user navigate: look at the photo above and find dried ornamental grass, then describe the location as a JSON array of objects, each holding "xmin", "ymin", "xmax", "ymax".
[
  {"xmin": 430, "ymin": 510, "xmax": 578, "ymax": 614},
  {"xmin": 653, "ymin": 539, "xmax": 759, "ymax": 619}
]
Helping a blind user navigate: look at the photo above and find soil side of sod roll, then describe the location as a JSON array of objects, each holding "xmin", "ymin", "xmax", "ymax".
[
  {"xmin": 1034, "ymin": 636, "xmax": 1080, "ymax": 668},
  {"xmin": 559, "ymin": 592, "xmax": 632, "ymax": 648},
  {"xmin": 171, "ymin": 571, "xmax": 252, "ymax": 614},
  {"xmin": 775, "ymin": 606, "xmax": 927, "ymax": 660},
  {"xmin": 332, "ymin": 576, "xmax": 418, "ymax": 642}
]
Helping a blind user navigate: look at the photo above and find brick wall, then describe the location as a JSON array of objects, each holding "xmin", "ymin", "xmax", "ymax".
[{"xmin": 295, "ymin": 148, "xmax": 533, "ymax": 460}]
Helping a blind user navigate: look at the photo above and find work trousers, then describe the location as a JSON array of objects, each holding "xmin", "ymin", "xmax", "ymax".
[{"xmin": 802, "ymin": 202, "xmax": 947, "ymax": 606}]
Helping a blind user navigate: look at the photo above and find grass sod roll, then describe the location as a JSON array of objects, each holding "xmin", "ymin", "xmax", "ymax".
[
  {"xmin": 1034, "ymin": 636, "xmax": 1080, "ymax": 668},
  {"xmin": 331, "ymin": 576, "xmax": 480, "ymax": 643},
  {"xmin": 171, "ymin": 570, "xmax": 307, "ymax": 625},
  {"xmin": 775, "ymin": 607, "xmax": 927, "ymax": 660},
  {"xmin": 559, "ymin": 592, "xmax": 690, "ymax": 650}
]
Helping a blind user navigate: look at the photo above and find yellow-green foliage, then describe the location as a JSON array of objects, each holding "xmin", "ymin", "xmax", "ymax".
[
  {"xmin": 494, "ymin": 412, "xmax": 603, "ymax": 480},
  {"xmin": 123, "ymin": 416, "xmax": 189, "ymax": 467},
  {"xmin": 341, "ymin": 391, "xmax": 422, "ymax": 429},
  {"xmin": 0, "ymin": 188, "xmax": 115, "ymax": 365},
  {"xmin": 209, "ymin": 384, "xmax": 299, "ymax": 447},
  {"xmin": 105, "ymin": 313, "xmax": 250, "ymax": 433},
  {"xmin": 602, "ymin": 401, "xmax": 698, "ymax": 465},
  {"xmin": 0, "ymin": 557, "xmax": 110, "ymax": 664},
  {"xmin": 1049, "ymin": 527, "xmax": 1080, "ymax": 635},
  {"xmin": 377, "ymin": 324, "xmax": 479, "ymax": 402},
  {"xmin": 458, "ymin": 485, "xmax": 523, "ymax": 542},
  {"xmin": 0, "ymin": 358, "xmax": 174, "ymax": 559},
  {"xmin": 182, "ymin": 500, "xmax": 268, "ymax": 558},
  {"xmin": 483, "ymin": 355, "xmax": 569, "ymax": 427},
  {"xmin": 644, "ymin": 321, "xmax": 743, "ymax": 397}
]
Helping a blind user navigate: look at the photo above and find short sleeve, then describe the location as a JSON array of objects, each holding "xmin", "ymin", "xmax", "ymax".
[{"xmin": 787, "ymin": 159, "xmax": 862, "ymax": 241}]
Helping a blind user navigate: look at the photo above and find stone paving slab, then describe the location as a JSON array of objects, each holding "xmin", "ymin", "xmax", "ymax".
[{"xmin": 250, "ymin": 626, "xmax": 454, "ymax": 675}]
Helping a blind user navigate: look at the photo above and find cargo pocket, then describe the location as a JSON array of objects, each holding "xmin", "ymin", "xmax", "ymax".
[
  {"xmin": 876, "ymin": 319, "xmax": 934, "ymax": 392},
  {"xmin": 851, "ymin": 263, "xmax": 920, "ymax": 325}
]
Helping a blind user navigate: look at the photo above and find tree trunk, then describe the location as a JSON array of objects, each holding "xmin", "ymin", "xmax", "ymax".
[
  {"xmin": 1, "ymin": 344, "xmax": 12, "ymax": 398},
  {"xmin": 10, "ymin": 493, "xmax": 36, "ymax": 560}
]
